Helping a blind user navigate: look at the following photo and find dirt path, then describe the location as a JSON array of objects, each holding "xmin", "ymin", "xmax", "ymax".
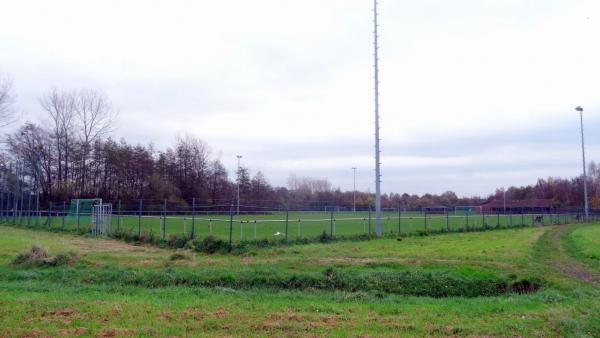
[{"xmin": 544, "ymin": 225, "xmax": 600, "ymax": 284}]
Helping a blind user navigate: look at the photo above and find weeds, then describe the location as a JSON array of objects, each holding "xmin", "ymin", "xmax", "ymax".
[{"xmin": 11, "ymin": 246, "xmax": 79, "ymax": 268}]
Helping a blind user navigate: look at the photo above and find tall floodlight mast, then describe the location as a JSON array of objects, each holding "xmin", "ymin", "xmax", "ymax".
[
  {"xmin": 373, "ymin": 0, "xmax": 382, "ymax": 235},
  {"xmin": 575, "ymin": 106, "xmax": 589, "ymax": 222}
]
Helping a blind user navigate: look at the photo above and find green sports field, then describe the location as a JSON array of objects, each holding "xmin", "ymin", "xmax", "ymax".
[{"xmin": 2, "ymin": 209, "xmax": 578, "ymax": 242}]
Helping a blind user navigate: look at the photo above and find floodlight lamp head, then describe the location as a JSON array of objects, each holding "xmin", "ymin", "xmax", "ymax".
[{"xmin": 575, "ymin": 106, "xmax": 584, "ymax": 112}]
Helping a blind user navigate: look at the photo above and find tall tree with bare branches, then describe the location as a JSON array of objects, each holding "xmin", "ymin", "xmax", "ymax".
[
  {"xmin": 73, "ymin": 88, "xmax": 117, "ymax": 194},
  {"xmin": 0, "ymin": 74, "xmax": 16, "ymax": 127},
  {"xmin": 40, "ymin": 88, "xmax": 76, "ymax": 194}
]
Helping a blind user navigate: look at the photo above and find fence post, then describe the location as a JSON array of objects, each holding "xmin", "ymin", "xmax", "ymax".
[
  {"xmin": 398, "ymin": 207, "xmax": 401, "ymax": 236},
  {"xmin": 137, "ymin": 199, "xmax": 142, "ymax": 237},
  {"xmin": 285, "ymin": 209, "xmax": 289, "ymax": 242},
  {"xmin": 13, "ymin": 193, "xmax": 17, "ymax": 225},
  {"xmin": 330, "ymin": 209, "xmax": 334, "ymax": 237},
  {"xmin": 466, "ymin": 211, "xmax": 470, "ymax": 231},
  {"xmin": 47, "ymin": 201, "xmax": 52, "ymax": 227},
  {"xmin": 117, "ymin": 200, "xmax": 122, "ymax": 232},
  {"xmin": 27, "ymin": 193, "xmax": 31, "ymax": 226},
  {"xmin": 19, "ymin": 191, "xmax": 24, "ymax": 225},
  {"xmin": 0, "ymin": 192, "xmax": 4, "ymax": 223},
  {"xmin": 162, "ymin": 199, "xmax": 167, "ymax": 240},
  {"xmin": 76, "ymin": 199, "xmax": 81, "ymax": 232},
  {"xmin": 191, "ymin": 198, "xmax": 196, "ymax": 240},
  {"xmin": 228, "ymin": 203, "xmax": 234, "ymax": 252},
  {"xmin": 61, "ymin": 201, "xmax": 66, "ymax": 229},
  {"xmin": 445, "ymin": 208, "xmax": 449, "ymax": 232},
  {"xmin": 368, "ymin": 206, "xmax": 372, "ymax": 234},
  {"xmin": 424, "ymin": 209, "xmax": 428, "ymax": 234}
]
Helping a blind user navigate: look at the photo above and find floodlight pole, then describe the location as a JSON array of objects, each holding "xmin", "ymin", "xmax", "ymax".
[
  {"xmin": 373, "ymin": 0, "xmax": 382, "ymax": 235},
  {"xmin": 352, "ymin": 167, "xmax": 357, "ymax": 213},
  {"xmin": 236, "ymin": 155, "xmax": 243, "ymax": 216},
  {"xmin": 576, "ymin": 106, "xmax": 589, "ymax": 222}
]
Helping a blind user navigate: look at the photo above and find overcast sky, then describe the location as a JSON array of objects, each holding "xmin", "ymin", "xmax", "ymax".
[{"xmin": 1, "ymin": 0, "xmax": 599, "ymax": 197}]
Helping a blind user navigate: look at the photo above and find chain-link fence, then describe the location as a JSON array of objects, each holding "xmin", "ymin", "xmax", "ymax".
[{"xmin": 2, "ymin": 195, "xmax": 599, "ymax": 248}]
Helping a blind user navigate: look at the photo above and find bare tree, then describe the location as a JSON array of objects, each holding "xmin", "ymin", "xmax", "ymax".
[
  {"xmin": 7, "ymin": 122, "xmax": 54, "ymax": 198},
  {"xmin": 73, "ymin": 88, "xmax": 117, "ymax": 194},
  {"xmin": 0, "ymin": 74, "xmax": 16, "ymax": 127},
  {"xmin": 40, "ymin": 88, "xmax": 76, "ymax": 192}
]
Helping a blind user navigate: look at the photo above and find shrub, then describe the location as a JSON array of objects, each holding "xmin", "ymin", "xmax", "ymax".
[
  {"xmin": 139, "ymin": 231, "xmax": 155, "ymax": 244},
  {"xmin": 186, "ymin": 236, "xmax": 229, "ymax": 254},
  {"xmin": 201, "ymin": 236, "xmax": 228, "ymax": 254},
  {"xmin": 167, "ymin": 234, "xmax": 188, "ymax": 249},
  {"xmin": 53, "ymin": 251, "xmax": 80, "ymax": 266},
  {"xmin": 319, "ymin": 230, "xmax": 332, "ymax": 243},
  {"xmin": 11, "ymin": 246, "xmax": 79, "ymax": 268},
  {"xmin": 11, "ymin": 246, "xmax": 51, "ymax": 267}
]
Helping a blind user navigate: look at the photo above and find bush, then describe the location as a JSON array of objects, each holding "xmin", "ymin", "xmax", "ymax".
[
  {"xmin": 186, "ymin": 236, "xmax": 229, "ymax": 254},
  {"xmin": 11, "ymin": 246, "xmax": 79, "ymax": 268},
  {"xmin": 53, "ymin": 251, "xmax": 80, "ymax": 266},
  {"xmin": 167, "ymin": 234, "xmax": 188, "ymax": 249},
  {"xmin": 319, "ymin": 230, "xmax": 332, "ymax": 243},
  {"xmin": 139, "ymin": 231, "xmax": 155, "ymax": 244}
]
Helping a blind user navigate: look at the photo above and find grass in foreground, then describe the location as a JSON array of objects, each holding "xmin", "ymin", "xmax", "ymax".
[{"xmin": 1, "ymin": 224, "xmax": 600, "ymax": 336}]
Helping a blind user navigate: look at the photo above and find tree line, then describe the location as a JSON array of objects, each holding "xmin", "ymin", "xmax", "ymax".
[{"xmin": 0, "ymin": 77, "xmax": 598, "ymax": 210}]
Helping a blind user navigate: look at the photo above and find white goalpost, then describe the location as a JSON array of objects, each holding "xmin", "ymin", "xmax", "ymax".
[
  {"xmin": 454, "ymin": 206, "xmax": 482, "ymax": 215},
  {"xmin": 91, "ymin": 201, "xmax": 113, "ymax": 236}
]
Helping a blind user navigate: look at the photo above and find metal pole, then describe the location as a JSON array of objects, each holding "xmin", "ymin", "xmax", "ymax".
[
  {"xmin": 503, "ymin": 187, "xmax": 506, "ymax": 214},
  {"xmin": 236, "ymin": 155, "xmax": 242, "ymax": 216},
  {"xmin": 138, "ymin": 199, "xmax": 142, "ymax": 237},
  {"xmin": 191, "ymin": 198, "xmax": 196, "ymax": 239},
  {"xmin": 576, "ymin": 106, "xmax": 590, "ymax": 222},
  {"xmin": 163, "ymin": 199, "xmax": 167, "ymax": 240},
  {"xmin": 47, "ymin": 201, "xmax": 52, "ymax": 227},
  {"xmin": 368, "ymin": 206, "xmax": 372, "ymax": 234},
  {"xmin": 330, "ymin": 209, "xmax": 334, "ymax": 236},
  {"xmin": 76, "ymin": 199, "xmax": 81, "ymax": 231},
  {"xmin": 352, "ymin": 167, "xmax": 357, "ymax": 213},
  {"xmin": 285, "ymin": 209, "xmax": 289, "ymax": 242},
  {"xmin": 0, "ymin": 192, "xmax": 4, "ymax": 223},
  {"xmin": 27, "ymin": 193, "xmax": 31, "ymax": 226},
  {"xmin": 35, "ymin": 190, "xmax": 40, "ymax": 226},
  {"xmin": 117, "ymin": 200, "xmax": 121, "ymax": 232},
  {"xmin": 229, "ymin": 203, "xmax": 234, "ymax": 252},
  {"xmin": 61, "ymin": 201, "xmax": 66, "ymax": 229},
  {"xmin": 397, "ymin": 207, "xmax": 401, "ymax": 235},
  {"xmin": 373, "ymin": 0, "xmax": 382, "ymax": 236}
]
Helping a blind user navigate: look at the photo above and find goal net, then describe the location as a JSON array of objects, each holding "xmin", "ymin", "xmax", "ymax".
[
  {"xmin": 454, "ymin": 206, "xmax": 482, "ymax": 214},
  {"xmin": 421, "ymin": 206, "xmax": 448, "ymax": 214},
  {"xmin": 68, "ymin": 198, "xmax": 102, "ymax": 220}
]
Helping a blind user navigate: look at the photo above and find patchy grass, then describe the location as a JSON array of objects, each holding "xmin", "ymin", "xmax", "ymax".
[
  {"xmin": 1, "ymin": 224, "xmax": 600, "ymax": 336},
  {"xmin": 569, "ymin": 225, "xmax": 600, "ymax": 263}
]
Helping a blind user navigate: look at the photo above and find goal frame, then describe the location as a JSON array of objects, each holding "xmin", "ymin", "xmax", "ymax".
[
  {"xmin": 91, "ymin": 202, "xmax": 113, "ymax": 237},
  {"xmin": 454, "ymin": 206, "xmax": 483, "ymax": 214}
]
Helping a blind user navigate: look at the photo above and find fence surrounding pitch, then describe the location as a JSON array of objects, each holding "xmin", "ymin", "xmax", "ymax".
[{"xmin": 1, "ymin": 196, "xmax": 599, "ymax": 248}]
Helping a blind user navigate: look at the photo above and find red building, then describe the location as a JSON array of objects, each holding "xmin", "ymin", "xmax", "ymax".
[{"xmin": 479, "ymin": 199, "xmax": 556, "ymax": 214}]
